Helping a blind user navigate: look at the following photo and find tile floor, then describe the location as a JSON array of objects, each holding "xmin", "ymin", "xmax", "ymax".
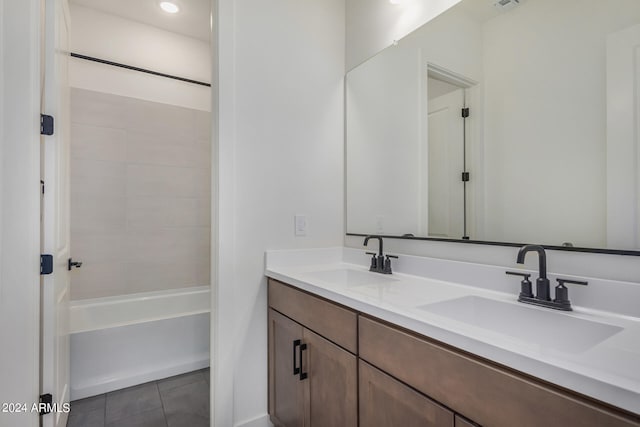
[{"xmin": 67, "ymin": 368, "xmax": 209, "ymax": 427}]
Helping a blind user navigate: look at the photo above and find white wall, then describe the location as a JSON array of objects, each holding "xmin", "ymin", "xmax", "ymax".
[
  {"xmin": 346, "ymin": 7, "xmax": 483, "ymax": 236},
  {"xmin": 69, "ymin": 5, "xmax": 211, "ymax": 111},
  {"xmin": 215, "ymin": 0, "xmax": 345, "ymax": 425},
  {"xmin": 346, "ymin": 45, "xmax": 422, "ymax": 235},
  {"xmin": 346, "ymin": 0, "xmax": 461, "ymax": 70},
  {"xmin": 344, "ymin": 0, "xmax": 640, "ymax": 285}
]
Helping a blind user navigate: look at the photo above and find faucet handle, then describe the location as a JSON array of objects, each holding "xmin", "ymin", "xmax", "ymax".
[
  {"xmin": 382, "ymin": 254, "xmax": 398, "ymax": 274},
  {"xmin": 556, "ymin": 278, "xmax": 588, "ymax": 286},
  {"xmin": 554, "ymin": 278, "xmax": 588, "ymax": 308},
  {"xmin": 505, "ymin": 271, "xmax": 531, "ymax": 279},
  {"xmin": 365, "ymin": 252, "xmax": 377, "ymax": 271},
  {"xmin": 506, "ymin": 271, "xmax": 534, "ymax": 299}
]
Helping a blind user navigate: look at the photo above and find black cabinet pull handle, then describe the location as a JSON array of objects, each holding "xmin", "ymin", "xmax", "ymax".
[
  {"xmin": 293, "ymin": 339, "xmax": 301, "ymax": 375},
  {"xmin": 299, "ymin": 343, "xmax": 308, "ymax": 381}
]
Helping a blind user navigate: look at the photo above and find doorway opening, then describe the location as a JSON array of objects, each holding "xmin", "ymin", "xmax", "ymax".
[
  {"xmin": 425, "ymin": 64, "xmax": 477, "ymax": 240},
  {"xmin": 39, "ymin": 1, "xmax": 214, "ymax": 426}
]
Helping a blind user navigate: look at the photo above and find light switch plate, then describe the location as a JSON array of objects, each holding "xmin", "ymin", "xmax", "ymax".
[{"xmin": 294, "ymin": 215, "xmax": 307, "ymax": 236}]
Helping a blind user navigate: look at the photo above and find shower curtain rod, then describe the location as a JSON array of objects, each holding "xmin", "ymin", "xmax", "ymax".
[{"xmin": 70, "ymin": 52, "xmax": 212, "ymax": 87}]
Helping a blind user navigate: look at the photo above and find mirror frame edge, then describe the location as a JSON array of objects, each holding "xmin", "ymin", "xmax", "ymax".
[{"xmin": 346, "ymin": 233, "xmax": 640, "ymax": 257}]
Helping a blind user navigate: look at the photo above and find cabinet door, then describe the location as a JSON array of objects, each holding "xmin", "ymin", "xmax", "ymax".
[
  {"xmin": 303, "ymin": 328, "xmax": 357, "ymax": 427},
  {"xmin": 269, "ymin": 309, "xmax": 305, "ymax": 427},
  {"xmin": 360, "ymin": 360, "xmax": 454, "ymax": 427},
  {"xmin": 456, "ymin": 415, "xmax": 480, "ymax": 427}
]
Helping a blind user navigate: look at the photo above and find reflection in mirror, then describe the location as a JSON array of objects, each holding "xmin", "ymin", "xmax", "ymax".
[{"xmin": 346, "ymin": 0, "xmax": 640, "ymax": 251}]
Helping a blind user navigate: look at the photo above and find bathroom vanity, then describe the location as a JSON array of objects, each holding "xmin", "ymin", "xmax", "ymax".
[{"xmin": 265, "ymin": 248, "xmax": 640, "ymax": 427}]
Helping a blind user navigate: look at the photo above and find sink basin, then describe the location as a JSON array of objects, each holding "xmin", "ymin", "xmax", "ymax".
[
  {"xmin": 305, "ymin": 268, "xmax": 397, "ymax": 287},
  {"xmin": 417, "ymin": 296, "xmax": 623, "ymax": 353}
]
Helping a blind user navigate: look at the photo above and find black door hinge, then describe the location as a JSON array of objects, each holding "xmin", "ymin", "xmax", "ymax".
[
  {"xmin": 39, "ymin": 393, "xmax": 53, "ymax": 415},
  {"xmin": 462, "ymin": 172, "xmax": 470, "ymax": 182},
  {"xmin": 40, "ymin": 114, "xmax": 54, "ymax": 135},
  {"xmin": 41, "ymin": 180, "xmax": 45, "ymax": 195},
  {"xmin": 461, "ymin": 107, "xmax": 470, "ymax": 118},
  {"xmin": 41, "ymin": 255, "xmax": 53, "ymax": 275}
]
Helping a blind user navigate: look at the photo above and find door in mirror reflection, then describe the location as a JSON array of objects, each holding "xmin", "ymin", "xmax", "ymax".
[{"xmin": 427, "ymin": 79, "xmax": 465, "ymax": 239}]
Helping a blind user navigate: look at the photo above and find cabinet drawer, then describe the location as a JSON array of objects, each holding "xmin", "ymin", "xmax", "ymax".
[
  {"xmin": 360, "ymin": 360, "xmax": 454, "ymax": 427},
  {"xmin": 268, "ymin": 279, "xmax": 357, "ymax": 353},
  {"xmin": 359, "ymin": 316, "xmax": 640, "ymax": 427}
]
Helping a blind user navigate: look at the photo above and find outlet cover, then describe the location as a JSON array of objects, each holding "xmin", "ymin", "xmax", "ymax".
[{"xmin": 294, "ymin": 215, "xmax": 307, "ymax": 236}]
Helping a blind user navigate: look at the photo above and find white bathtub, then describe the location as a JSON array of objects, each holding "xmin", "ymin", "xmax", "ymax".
[{"xmin": 69, "ymin": 286, "xmax": 210, "ymax": 400}]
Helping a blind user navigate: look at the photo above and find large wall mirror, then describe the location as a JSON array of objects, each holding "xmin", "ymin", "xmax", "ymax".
[{"xmin": 346, "ymin": 0, "xmax": 640, "ymax": 253}]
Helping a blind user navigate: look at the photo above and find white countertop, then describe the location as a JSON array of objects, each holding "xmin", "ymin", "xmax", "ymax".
[{"xmin": 265, "ymin": 247, "xmax": 640, "ymax": 415}]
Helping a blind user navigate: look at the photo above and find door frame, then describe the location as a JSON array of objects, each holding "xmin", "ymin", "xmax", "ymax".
[
  {"xmin": 422, "ymin": 62, "xmax": 482, "ymax": 239},
  {"xmin": 0, "ymin": 0, "xmax": 43, "ymax": 426}
]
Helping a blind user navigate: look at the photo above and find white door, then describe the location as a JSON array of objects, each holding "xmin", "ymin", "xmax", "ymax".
[
  {"xmin": 606, "ymin": 23, "xmax": 640, "ymax": 249},
  {"xmin": 427, "ymin": 88, "xmax": 465, "ymax": 238},
  {"xmin": 41, "ymin": 0, "xmax": 71, "ymax": 425}
]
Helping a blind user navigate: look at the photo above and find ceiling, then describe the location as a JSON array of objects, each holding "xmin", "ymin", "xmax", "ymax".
[{"xmin": 70, "ymin": 0, "xmax": 212, "ymax": 41}]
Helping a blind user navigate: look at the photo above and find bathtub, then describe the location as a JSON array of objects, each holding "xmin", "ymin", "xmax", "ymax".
[{"xmin": 69, "ymin": 286, "xmax": 210, "ymax": 400}]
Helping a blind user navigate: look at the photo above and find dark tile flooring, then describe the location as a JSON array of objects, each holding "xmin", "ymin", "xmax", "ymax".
[{"xmin": 67, "ymin": 368, "xmax": 210, "ymax": 427}]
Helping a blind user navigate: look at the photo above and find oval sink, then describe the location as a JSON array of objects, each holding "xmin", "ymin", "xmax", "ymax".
[{"xmin": 417, "ymin": 296, "xmax": 623, "ymax": 353}]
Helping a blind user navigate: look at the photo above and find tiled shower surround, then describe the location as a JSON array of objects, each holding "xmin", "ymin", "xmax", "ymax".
[{"xmin": 70, "ymin": 88, "xmax": 211, "ymax": 300}]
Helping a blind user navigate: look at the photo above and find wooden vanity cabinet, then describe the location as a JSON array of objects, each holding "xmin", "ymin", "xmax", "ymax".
[
  {"xmin": 455, "ymin": 415, "xmax": 479, "ymax": 427},
  {"xmin": 359, "ymin": 315, "xmax": 640, "ymax": 427},
  {"xmin": 268, "ymin": 278, "xmax": 640, "ymax": 427},
  {"xmin": 268, "ymin": 309, "xmax": 305, "ymax": 426},
  {"xmin": 268, "ymin": 280, "xmax": 357, "ymax": 427},
  {"xmin": 359, "ymin": 359, "xmax": 454, "ymax": 427}
]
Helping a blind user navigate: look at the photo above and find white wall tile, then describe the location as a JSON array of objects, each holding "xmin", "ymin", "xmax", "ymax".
[
  {"xmin": 71, "ymin": 196, "xmax": 127, "ymax": 235},
  {"xmin": 124, "ymin": 261, "xmax": 210, "ymax": 294},
  {"xmin": 126, "ymin": 164, "xmax": 210, "ymax": 198},
  {"xmin": 71, "ymin": 88, "xmax": 129, "ymax": 129},
  {"xmin": 195, "ymin": 110, "xmax": 211, "ymax": 141},
  {"xmin": 70, "ymin": 263, "xmax": 127, "ymax": 300},
  {"xmin": 126, "ymin": 97, "xmax": 197, "ymax": 141},
  {"xmin": 70, "ymin": 89, "xmax": 211, "ymax": 300},
  {"xmin": 127, "ymin": 197, "xmax": 210, "ymax": 228},
  {"xmin": 71, "ymin": 159, "xmax": 127, "ymax": 198},
  {"xmin": 126, "ymin": 131, "xmax": 210, "ymax": 169},
  {"xmin": 123, "ymin": 227, "xmax": 210, "ymax": 265},
  {"xmin": 71, "ymin": 233, "xmax": 125, "ymax": 264},
  {"xmin": 71, "ymin": 124, "xmax": 127, "ymax": 162}
]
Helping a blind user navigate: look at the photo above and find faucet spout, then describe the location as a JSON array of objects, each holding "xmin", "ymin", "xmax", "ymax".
[
  {"xmin": 516, "ymin": 244, "xmax": 550, "ymax": 301},
  {"xmin": 363, "ymin": 235, "xmax": 383, "ymax": 257},
  {"xmin": 516, "ymin": 245, "xmax": 547, "ymax": 279}
]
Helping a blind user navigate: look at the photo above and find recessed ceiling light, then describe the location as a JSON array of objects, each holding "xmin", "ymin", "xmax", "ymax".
[
  {"xmin": 160, "ymin": 1, "xmax": 180, "ymax": 13},
  {"xmin": 389, "ymin": 0, "xmax": 401, "ymax": 4}
]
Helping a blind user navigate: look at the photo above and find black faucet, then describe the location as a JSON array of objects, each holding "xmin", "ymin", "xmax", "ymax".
[
  {"xmin": 364, "ymin": 236, "xmax": 396, "ymax": 274},
  {"xmin": 516, "ymin": 245, "xmax": 550, "ymax": 301},
  {"xmin": 507, "ymin": 244, "xmax": 588, "ymax": 311}
]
